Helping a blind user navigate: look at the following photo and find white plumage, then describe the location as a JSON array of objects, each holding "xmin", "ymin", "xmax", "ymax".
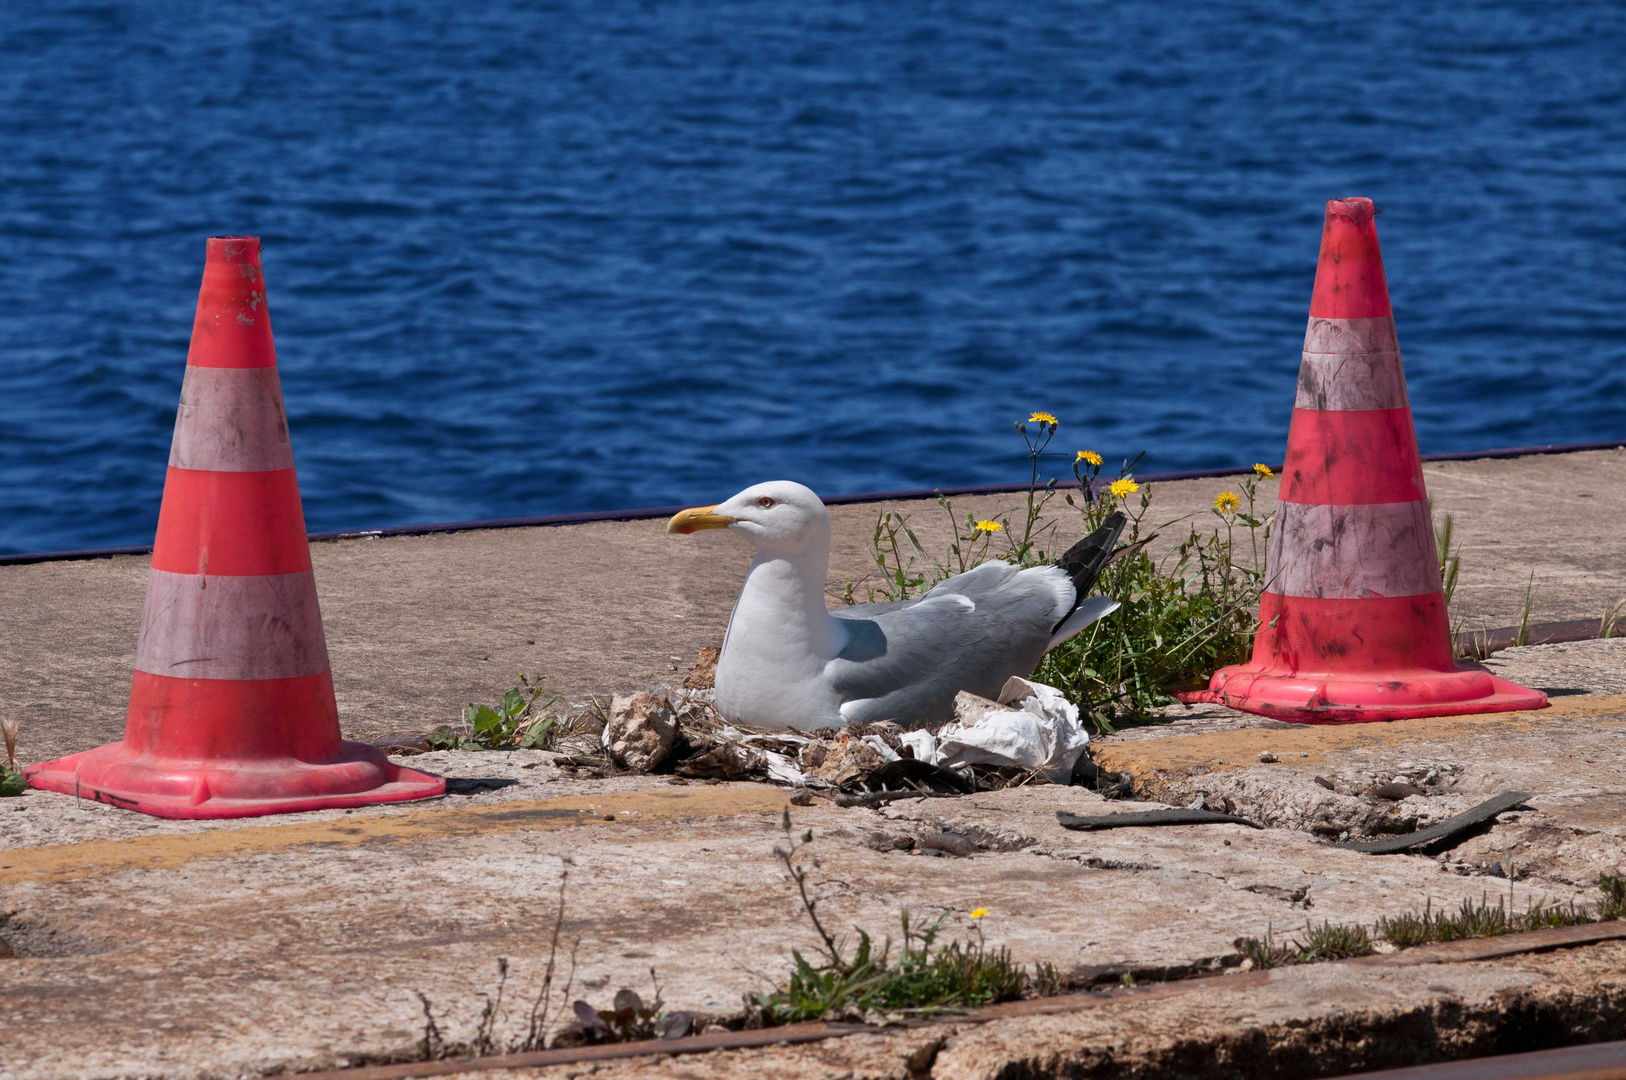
[{"xmin": 668, "ymin": 481, "xmax": 1121, "ymax": 731}]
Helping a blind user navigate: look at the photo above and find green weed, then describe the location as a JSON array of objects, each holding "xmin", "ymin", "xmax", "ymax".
[
  {"xmin": 1297, "ymin": 920, "xmax": 1375, "ymax": 961},
  {"xmin": 1515, "ymin": 571, "xmax": 1537, "ymax": 647},
  {"xmin": 1435, "ymin": 510, "xmax": 1461, "ymax": 612},
  {"xmin": 429, "ymin": 674, "xmax": 570, "ymax": 751},
  {"xmin": 850, "ymin": 414, "xmax": 1272, "ymax": 731},
  {"xmin": 1598, "ymin": 875, "xmax": 1626, "ymax": 921},
  {"xmin": 1, "ymin": 718, "xmax": 23, "ymax": 797},
  {"xmin": 1231, "ymin": 920, "xmax": 1371, "ymax": 969},
  {"xmin": 1234, "ymin": 926, "xmax": 1296, "ymax": 970},
  {"xmin": 1376, "ymin": 892, "xmax": 1594, "ymax": 948},
  {"xmin": 754, "ymin": 812, "xmax": 1053, "ymax": 1024},
  {"xmin": 1599, "ymin": 599, "xmax": 1626, "ymax": 640}
]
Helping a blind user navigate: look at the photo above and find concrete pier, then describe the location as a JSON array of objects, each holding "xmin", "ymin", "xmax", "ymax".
[
  {"xmin": 4, "ymin": 448, "xmax": 1624, "ymax": 764},
  {"xmin": 2, "ymin": 448, "xmax": 1624, "ymax": 1078}
]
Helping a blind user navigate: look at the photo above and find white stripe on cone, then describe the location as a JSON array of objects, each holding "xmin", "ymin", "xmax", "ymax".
[
  {"xmin": 169, "ymin": 366, "xmax": 294, "ymax": 472},
  {"xmin": 1265, "ymin": 500, "xmax": 1441, "ymax": 600},
  {"xmin": 1295, "ymin": 316, "xmax": 1409, "ymax": 411},
  {"xmin": 135, "ymin": 569, "xmax": 330, "ymax": 680}
]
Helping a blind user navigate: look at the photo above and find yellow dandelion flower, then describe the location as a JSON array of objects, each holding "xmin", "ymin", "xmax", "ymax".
[
  {"xmin": 973, "ymin": 520, "xmax": 1003, "ymax": 533},
  {"xmin": 1076, "ymin": 449, "xmax": 1103, "ymax": 467},
  {"xmin": 1214, "ymin": 491, "xmax": 1242, "ymax": 514},
  {"xmin": 969, "ymin": 908, "xmax": 988, "ymax": 919},
  {"xmin": 1253, "ymin": 463, "xmax": 1275, "ymax": 479},
  {"xmin": 1108, "ymin": 477, "xmax": 1139, "ymax": 500},
  {"xmin": 1027, "ymin": 411, "xmax": 1058, "ymax": 426}
]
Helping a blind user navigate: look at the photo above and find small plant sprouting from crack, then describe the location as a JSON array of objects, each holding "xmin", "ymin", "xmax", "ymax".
[
  {"xmin": 1598, "ymin": 874, "xmax": 1626, "ymax": 922},
  {"xmin": 1, "ymin": 718, "xmax": 24, "ymax": 797},
  {"xmin": 557, "ymin": 977, "xmax": 694, "ymax": 1046},
  {"xmin": 429, "ymin": 674, "xmax": 592, "ymax": 751},
  {"xmin": 1514, "ymin": 571, "xmax": 1537, "ymax": 648},
  {"xmin": 415, "ymin": 991, "xmax": 445, "ymax": 1060},
  {"xmin": 1599, "ymin": 598, "xmax": 1626, "ymax": 640},
  {"xmin": 1239, "ymin": 877, "xmax": 1623, "ymax": 972},
  {"xmin": 1234, "ymin": 925, "xmax": 1297, "ymax": 970},
  {"xmin": 1377, "ymin": 892, "xmax": 1593, "ymax": 948},
  {"xmin": 411, "ymin": 867, "xmax": 696, "ymax": 1057},
  {"xmin": 471, "ymin": 958, "xmax": 510, "ymax": 1057},
  {"xmin": 1031, "ymin": 960, "xmax": 1065, "ymax": 998},
  {"xmin": 413, "ymin": 866, "xmax": 579, "ymax": 1059},
  {"xmin": 520, "ymin": 871, "xmax": 579, "ymax": 1052},
  {"xmin": 752, "ymin": 810, "xmax": 1059, "ymax": 1025},
  {"xmin": 1298, "ymin": 920, "xmax": 1374, "ymax": 961},
  {"xmin": 1234, "ymin": 919, "xmax": 1372, "ymax": 969}
]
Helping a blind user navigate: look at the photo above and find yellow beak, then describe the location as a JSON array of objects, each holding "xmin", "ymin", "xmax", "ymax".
[{"xmin": 666, "ymin": 505, "xmax": 738, "ymax": 535}]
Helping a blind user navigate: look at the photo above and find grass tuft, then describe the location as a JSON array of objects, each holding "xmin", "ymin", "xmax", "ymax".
[
  {"xmin": 755, "ymin": 812, "xmax": 1057, "ymax": 1024},
  {"xmin": 1599, "ymin": 875, "xmax": 1626, "ymax": 921},
  {"xmin": 1, "ymin": 718, "xmax": 24, "ymax": 797},
  {"xmin": 1235, "ymin": 920, "xmax": 1373, "ymax": 970},
  {"xmin": 1298, "ymin": 920, "xmax": 1375, "ymax": 960},
  {"xmin": 1376, "ymin": 891, "xmax": 1596, "ymax": 949},
  {"xmin": 1234, "ymin": 926, "xmax": 1296, "ymax": 970}
]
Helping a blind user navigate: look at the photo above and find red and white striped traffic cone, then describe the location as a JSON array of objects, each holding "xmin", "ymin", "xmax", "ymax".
[
  {"xmin": 25, "ymin": 236, "xmax": 444, "ymax": 816},
  {"xmin": 1190, "ymin": 199, "xmax": 1547, "ymax": 723}
]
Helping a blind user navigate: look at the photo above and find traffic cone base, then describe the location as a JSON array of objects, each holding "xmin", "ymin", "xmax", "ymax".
[
  {"xmin": 1185, "ymin": 198, "xmax": 1546, "ymax": 723},
  {"xmin": 24, "ymin": 236, "xmax": 444, "ymax": 816},
  {"xmin": 26, "ymin": 745, "xmax": 440, "ymax": 820},
  {"xmin": 1200, "ymin": 594, "xmax": 1548, "ymax": 723}
]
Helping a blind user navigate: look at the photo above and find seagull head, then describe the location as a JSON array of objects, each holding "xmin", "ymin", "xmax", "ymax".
[{"xmin": 666, "ymin": 480, "xmax": 830, "ymax": 557}]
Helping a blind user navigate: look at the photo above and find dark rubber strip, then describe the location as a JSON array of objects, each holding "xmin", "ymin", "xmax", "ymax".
[
  {"xmin": 1334, "ymin": 791, "xmax": 1530, "ymax": 855},
  {"xmin": 1056, "ymin": 808, "xmax": 1264, "ymax": 830}
]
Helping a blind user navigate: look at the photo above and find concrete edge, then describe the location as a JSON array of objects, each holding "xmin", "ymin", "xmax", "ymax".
[{"xmin": 5, "ymin": 439, "xmax": 1621, "ymax": 567}]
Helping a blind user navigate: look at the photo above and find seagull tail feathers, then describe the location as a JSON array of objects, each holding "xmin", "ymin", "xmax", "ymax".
[{"xmin": 1050, "ymin": 510, "xmax": 1127, "ymax": 633}]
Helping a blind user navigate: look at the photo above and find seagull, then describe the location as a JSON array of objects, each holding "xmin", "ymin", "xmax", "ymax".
[{"xmin": 668, "ymin": 481, "xmax": 1124, "ymax": 731}]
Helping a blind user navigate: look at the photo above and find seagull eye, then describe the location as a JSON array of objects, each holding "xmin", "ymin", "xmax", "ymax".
[{"xmin": 757, "ymin": 496, "xmax": 775, "ymax": 508}]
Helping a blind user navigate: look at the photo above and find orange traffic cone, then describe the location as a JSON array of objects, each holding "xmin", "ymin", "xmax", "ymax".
[
  {"xmin": 26, "ymin": 236, "xmax": 445, "ymax": 816},
  {"xmin": 1188, "ymin": 199, "xmax": 1547, "ymax": 723}
]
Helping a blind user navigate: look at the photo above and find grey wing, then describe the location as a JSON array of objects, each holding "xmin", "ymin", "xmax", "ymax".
[
  {"xmin": 824, "ymin": 561, "xmax": 1075, "ymax": 727},
  {"xmin": 831, "ymin": 597, "xmax": 919, "ymax": 620}
]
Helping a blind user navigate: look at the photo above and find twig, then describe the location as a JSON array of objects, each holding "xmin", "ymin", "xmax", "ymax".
[
  {"xmin": 776, "ymin": 811, "xmax": 844, "ymax": 967},
  {"xmin": 833, "ymin": 789, "xmax": 966, "ymax": 808},
  {"xmin": 522, "ymin": 870, "xmax": 570, "ymax": 1051},
  {"xmin": 416, "ymin": 992, "xmax": 445, "ymax": 1060}
]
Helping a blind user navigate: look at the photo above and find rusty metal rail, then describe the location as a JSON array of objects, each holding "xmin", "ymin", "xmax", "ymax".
[{"xmin": 1329, "ymin": 1039, "xmax": 1626, "ymax": 1079}]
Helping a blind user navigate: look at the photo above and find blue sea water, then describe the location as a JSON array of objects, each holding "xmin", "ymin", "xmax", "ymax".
[{"xmin": 1, "ymin": 1, "xmax": 1623, "ymax": 554}]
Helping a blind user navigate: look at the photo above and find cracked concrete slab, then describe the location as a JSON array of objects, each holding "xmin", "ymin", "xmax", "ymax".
[
  {"xmin": 4, "ymin": 638, "xmax": 1622, "ymax": 1079},
  {"xmin": 1092, "ymin": 645, "xmax": 1626, "ymax": 885}
]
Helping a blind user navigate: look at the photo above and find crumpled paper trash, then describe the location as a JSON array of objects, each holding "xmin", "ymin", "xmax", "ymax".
[{"xmin": 932, "ymin": 676, "xmax": 1089, "ymax": 783}]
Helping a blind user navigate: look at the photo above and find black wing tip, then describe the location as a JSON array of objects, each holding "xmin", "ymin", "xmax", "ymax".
[{"xmin": 1054, "ymin": 511, "xmax": 1128, "ymax": 597}]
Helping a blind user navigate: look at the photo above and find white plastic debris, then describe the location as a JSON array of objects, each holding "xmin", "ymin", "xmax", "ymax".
[
  {"xmin": 764, "ymin": 750, "xmax": 809, "ymax": 786},
  {"xmin": 932, "ymin": 676, "xmax": 1089, "ymax": 784},
  {"xmin": 859, "ymin": 733, "xmax": 901, "ymax": 763},
  {"xmin": 897, "ymin": 729, "xmax": 937, "ymax": 763}
]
